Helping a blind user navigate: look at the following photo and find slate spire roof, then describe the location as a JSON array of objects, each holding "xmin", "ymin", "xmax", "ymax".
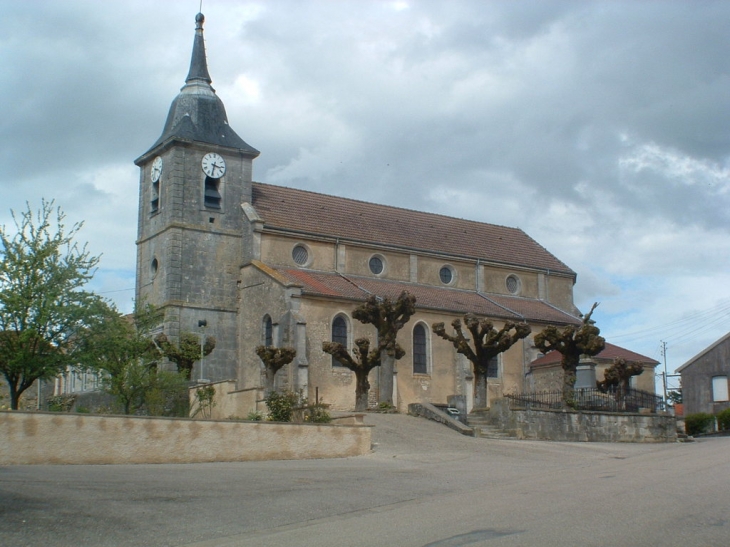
[
  {"xmin": 186, "ymin": 13, "xmax": 212, "ymax": 84},
  {"xmin": 144, "ymin": 13, "xmax": 259, "ymax": 156}
]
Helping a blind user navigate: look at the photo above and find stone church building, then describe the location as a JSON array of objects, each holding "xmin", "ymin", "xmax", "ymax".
[{"xmin": 135, "ymin": 13, "xmax": 581, "ymax": 413}]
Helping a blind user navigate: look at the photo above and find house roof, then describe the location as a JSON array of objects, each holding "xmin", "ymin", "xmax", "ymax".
[
  {"xmin": 254, "ymin": 262, "xmax": 580, "ymax": 325},
  {"xmin": 676, "ymin": 331, "xmax": 730, "ymax": 373},
  {"xmin": 530, "ymin": 342, "xmax": 660, "ymax": 369},
  {"xmin": 251, "ymin": 182, "xmax": 575, "ymax": 276}
]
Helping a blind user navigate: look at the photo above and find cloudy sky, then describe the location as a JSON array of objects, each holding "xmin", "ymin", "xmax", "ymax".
[{"xmin": 3, "ymin": 1, "xmax": 730, "ymax": 381}]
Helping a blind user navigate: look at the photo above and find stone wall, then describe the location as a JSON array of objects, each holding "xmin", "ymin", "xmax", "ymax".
[
  {"xmin": 485, "ymin": 398, "xmax": 676, "ymax": 443},
  {"xmin": 0, "ymin": 411, "xmax": 372, "ymax": 465}
]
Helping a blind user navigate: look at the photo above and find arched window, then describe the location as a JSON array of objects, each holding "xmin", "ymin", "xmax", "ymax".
[
  {"xmin": 151, "ymin": 179, "xmax": 160, "ymax": 213},
  {"xmin": 204, "ymin": 176, "xmax": 222, "ymax": 209},
  {"xmin": 331, "ymin": 315, "xmax": 348, "ymax": 367},
  {"xmin": 263, "ymin": 315, "xmax": 273, "ymax": 347},
  {"xmin": 413, "ymin": 324, "xmax": 428, "ymax": 374},
  {"xmin": 487, "ymin": 356, "xmax": 500, "ymax": 379}
]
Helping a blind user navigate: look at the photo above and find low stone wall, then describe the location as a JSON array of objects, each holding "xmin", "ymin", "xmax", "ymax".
[
  {"xmin": 0, "ymin": 411, "xmax": 372, "ymax": 465},
  {"xmin": 189, "ymin": 380, "xmax": 264, "ymax": 420},
  {"xmin": 485, "ymin": 398, "xmax": 677, "ymax": 443}
]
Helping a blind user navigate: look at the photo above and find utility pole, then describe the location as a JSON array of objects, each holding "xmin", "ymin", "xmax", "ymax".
[
  {"xmin": 660, "ymin": 340, "xmax": 668, "ymax": 404},
  {"xmin": 198, "ymin": 319, "xmax": 208, "ymax": 383}
]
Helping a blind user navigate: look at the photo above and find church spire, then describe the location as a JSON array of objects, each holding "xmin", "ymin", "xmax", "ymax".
[
  {"xmin": 186, "ymin": 13, "xmax": 212, "ymax": 84},
  {"xmin": 140, "ymin": 11, "xmax": 259, "ymax": 157}
]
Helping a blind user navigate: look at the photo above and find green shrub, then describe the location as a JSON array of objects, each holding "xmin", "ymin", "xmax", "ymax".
[
  {"xmin": 265, "ymin": 391, "xmax": 299, "ymax": 422},
  {"xmin": 192, "ymin": 384, "xmax": 216, "ymax": 419},
  {"xmin": 716, "ymin": 408, "xmax": 730, "ymax": 431},
  {"xmin": 684, "ymin": 412, "xmax": 715, "ymax": 436},
  {"xmin": 303, "ymin": 399, "xmax": 332, "ymax": 423},
  {"xmin": 246, "ymin": 411, "xmax": 263, "ymax": 421},
  {"xmin": 47, "ymin": 395, "xmax": 76, "ymax": 412}
]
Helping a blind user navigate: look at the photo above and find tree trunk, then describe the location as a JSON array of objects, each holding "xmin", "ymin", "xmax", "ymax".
[
  {"xmin": 264, "ymin": 367, "xmax": 276, "ymax": 395},
  {"xmin": 473, "ymin": 370, "xmax": 487, "ymax": 410},
  {"xmin": 354, "ymin": 369, "xmax": 371, "ymax": 412},
  {"xmin": 378, "ymin": 351, "xmax": 394, "ymax": 405},
  {"xmin": 562, "ymin": 366, "xmax": 577, "ymax": 407},
  {"xmin": 10, "ymin": 387, "xmax": 21, "ymax": 411}
]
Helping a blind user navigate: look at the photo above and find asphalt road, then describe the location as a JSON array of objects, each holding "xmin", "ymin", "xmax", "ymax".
[{"xmin": 1, "ymin": 413, "xmax": 728, "ymax": 547}]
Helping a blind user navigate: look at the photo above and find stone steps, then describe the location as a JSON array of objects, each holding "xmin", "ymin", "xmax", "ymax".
[{"xmin": 467, "ymin": 414, "xmax": 515, "ymax": 439}]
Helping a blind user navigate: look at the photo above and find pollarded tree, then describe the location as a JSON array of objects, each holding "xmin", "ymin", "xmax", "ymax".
[
  {"xmin": 0, "ymin": 201, "xmax": 107, "ymax": 409},
  {"xmin": 322, "ymin": 337, "xmax": 384, "ymax": 411},
  {"xmin": 154, "ymin": 332, "xmax": 216, "ymax": 380},
  {"xmin": 352, "ymin": 291, "xmax": 416, "ymax": 405},
  {"xmin": 255, "ymin": 345, "xmax": 296, "ymax": 395},
  {"xmin": 533, "ymin": 302, "xmax": 605, "ymax": 406},
  {"xmin": 433, "ymin": 315, "xmax": 531, "ymax": 409},
  {"xmin": 597, "ymin": 357, "xmax": 644, "ymax": 406}
]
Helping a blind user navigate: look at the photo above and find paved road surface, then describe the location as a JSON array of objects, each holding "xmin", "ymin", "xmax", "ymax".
[{"xmin": 1, "ymin": 413, "xmax": 728, "ymax": 546}]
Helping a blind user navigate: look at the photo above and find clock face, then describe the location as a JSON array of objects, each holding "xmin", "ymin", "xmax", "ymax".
[
  {"xmin": 201, "ymin": 153, "xmax": 226, "ymax": 179},
  {"xmin": 150, "ymin": 156, "xmax": 163, "ymax": 182}
]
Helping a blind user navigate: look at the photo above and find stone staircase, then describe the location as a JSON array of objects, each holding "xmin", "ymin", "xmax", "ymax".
[{"xmin": 467, "ymin": 412, "xmax": 515, "ymax": 439}]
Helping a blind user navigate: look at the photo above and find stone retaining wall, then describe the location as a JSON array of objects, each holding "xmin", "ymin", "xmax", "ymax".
[
  {"xmin": 0, "ymin": 411, "xmax": 372, "ymax": 465},
  {"xmin": 485, "ymin": 398, "xmax": 677, "ymax": 442}
]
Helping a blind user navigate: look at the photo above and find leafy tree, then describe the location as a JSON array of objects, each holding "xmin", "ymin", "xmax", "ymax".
[
  {"xmin": 0, "ymin": 201, "xmax": 106, "ymax": 409},
  {"xmin": 322, "ymin": 337, "xmax": 383, "ymax": 411},
  {"xmin": 154, "ymin": 331, "xmax": 215, "ymax": 380},
  {"xmin": 432, "ymin": 315, "xmax": 531, "ymax": 409},
  {"xmin": 255, "ymin": 345, "xmax": 296, "ymax": 395},
  {"xmin": 667, "ymin": 390, "xmax": 683, "ymax": 405},
  {"xmin": 597, "ymin": 357, "xmax": 644, "ymax": 404},
  {"xmin": 351, "ymin": 291, "xmax": 416, "ymax": 405},
  {"xmin": 82, "ymin": 302, "xmax": 168, "ymax": 415},
  {"xmin": 534, "ymin": 302, "xmax": 605, "ymax": 406}
]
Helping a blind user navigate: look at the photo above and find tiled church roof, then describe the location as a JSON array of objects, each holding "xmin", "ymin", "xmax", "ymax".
[
  {"xmin": 530, "ymin": 342, "xmax": 659, "ymax": 368},
  {"xmin": 269, "ymin": 266, "xmax": 580, "ymax": 325},
  {"xmin": 252, "ymin": 183, "xmax": 575, "ymax": 276}
]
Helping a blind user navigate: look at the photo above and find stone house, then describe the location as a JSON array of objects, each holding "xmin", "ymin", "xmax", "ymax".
[
  {"xmin": 677, "ymin": 332, "xmax": 730, "ymax": 415},
  {"xmin": 135, "ymin": 12, "xmax": 582, "ymax": 414},
  {"xmin": 529, "ymin": 342, "xmax": 659, "ymax": 394}
]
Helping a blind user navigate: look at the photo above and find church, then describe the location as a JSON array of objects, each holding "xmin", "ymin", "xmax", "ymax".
[{"xmin": 134, "ymin": 13, "xmax": 582, "ymax": 413}]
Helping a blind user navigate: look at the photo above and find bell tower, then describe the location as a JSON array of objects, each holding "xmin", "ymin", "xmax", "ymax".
[{"xmin": 135, "ymin": 13, "xmax": 259, "ymax": 380}]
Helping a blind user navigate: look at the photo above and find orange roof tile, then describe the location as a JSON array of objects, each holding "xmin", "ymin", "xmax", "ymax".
[
  {"xmin": 271, "ymin": 267, "xmax": 579, "ymax": 325},
  {"xmin": 530, "ymin": 342, "xmax": 659, "ymax": 368},
  {"xmin": 252, "ymin": 182, "xmax": 575, "ymax": 276}
]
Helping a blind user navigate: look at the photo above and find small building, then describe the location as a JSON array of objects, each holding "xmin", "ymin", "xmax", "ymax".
[
  {"xmin": 529, "ymin": 342, "xmax": 659, "ymax": 394},
  {"xmin": 677, "ymin": 332, "xmax": 730, "ymax": 416}
]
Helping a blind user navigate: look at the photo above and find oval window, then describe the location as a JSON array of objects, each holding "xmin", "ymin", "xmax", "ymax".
[
  {"xmin": 369, "ymin": 256, "xmax": 384, "ymax": 275},
  {"xmin": 292, "ymin": 244, "xmax": 309, "ymax": 266},
  {"xmin": 439, "ymin": 266, "xmax": 453, "ymax": 285},
  {"xmin": 506, "ymin": 274, "xmax": 520, "ymax": 294}
]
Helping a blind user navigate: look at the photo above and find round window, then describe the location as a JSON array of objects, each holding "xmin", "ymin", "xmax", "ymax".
[
  {"xmin": 150, "ymin": 258, "xmax": 159, "ymax": 278},
  {"xmin": 506, "ymin": 274, "xmax": 520, "ymax": 294},
  {"xmin": 439, "ymin": 266, "xmax": 453, "ymax": 285},
  {"xmin": 369, "ymin": 256, "xmax": 384, "ymax": 275},
  {"xmin": 292, "ymin": 244, "xmax": 309, "ymax": 266}
]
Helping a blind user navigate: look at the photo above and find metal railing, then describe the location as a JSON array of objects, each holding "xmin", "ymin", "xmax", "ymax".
[{"xmin": 505, "ymin": 387, "xmax": 665, "ymax": 414}]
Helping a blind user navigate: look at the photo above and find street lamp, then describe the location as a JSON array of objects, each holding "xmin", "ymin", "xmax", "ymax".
[{"xmin": 198, "ymin": 319, "xmax": 208, "ymax": 383}]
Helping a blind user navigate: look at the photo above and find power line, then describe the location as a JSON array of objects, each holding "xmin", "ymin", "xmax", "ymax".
[
  {"xmin": 608, "ymin": 297, "xmax": 730, "ymax": 344},
  {"xmin": 96, "ymin": 287, "xmax": 135, "ymax": 295}
]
